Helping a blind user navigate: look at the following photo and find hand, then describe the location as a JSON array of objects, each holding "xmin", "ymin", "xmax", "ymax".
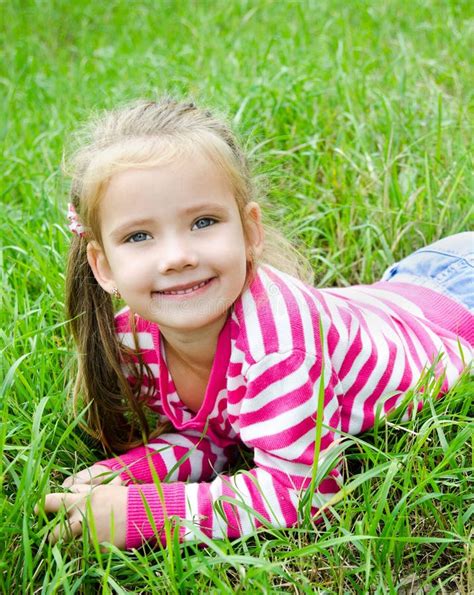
[
  {"xmin": 36, "ymin": 484, "xmax": 128, "ymax": 549},
  {"xmin": 62, "ymin": 464, "xmax": 123, "ymax": 488}
]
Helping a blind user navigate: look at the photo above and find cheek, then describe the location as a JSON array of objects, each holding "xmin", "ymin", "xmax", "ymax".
[
  {"xmin": 228, "ymin": 245, "xmax": 249, "ymax": 291},
  {"xmin": 219, "ymin": 240, "xmax": 247, "ymax": 270},
  {"xmin": 108, "ymin": 253, "xmax": 149, "ymax": 286}
]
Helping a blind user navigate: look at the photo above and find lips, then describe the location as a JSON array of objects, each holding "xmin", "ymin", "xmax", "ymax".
[{"xmin": 155, "ymin": 278, "xmax": 213, "ymax": 296}]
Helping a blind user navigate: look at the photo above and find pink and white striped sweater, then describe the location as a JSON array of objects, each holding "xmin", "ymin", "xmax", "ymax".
[{"xmin": 99, "ymin": 266, "xmax": 473, "ymax": 549}]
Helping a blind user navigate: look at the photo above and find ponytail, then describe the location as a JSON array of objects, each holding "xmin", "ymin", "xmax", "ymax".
[{"xmin": 65, "ymin": 234, "xmax": 154, "ymax": 453}]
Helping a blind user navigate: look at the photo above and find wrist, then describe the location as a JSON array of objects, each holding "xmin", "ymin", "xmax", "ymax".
[
  {"xmin": 95, "ymin": 458, "xmax": 135, "ymax": 485},
  {"xmin": 126, "ymin": 483, "xmax": 186, "ymax": 549}
]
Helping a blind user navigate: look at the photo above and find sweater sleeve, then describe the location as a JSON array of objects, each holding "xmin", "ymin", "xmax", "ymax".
[
  {"xmin": 97, "ymin": 430, "xmax": 232, "ymax": 485},
  {"xmin": 124, "ymin": 350, "xmax": 343, "ymax": 549}
]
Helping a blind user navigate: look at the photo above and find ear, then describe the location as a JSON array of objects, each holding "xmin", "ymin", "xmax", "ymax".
[
  {"xmin": 87, "ymin": 241, "xmax": 116, "ymax": 294},
  {"xmin": 244, "ymin": 202, "xmax": 264, "ymax": 258}
]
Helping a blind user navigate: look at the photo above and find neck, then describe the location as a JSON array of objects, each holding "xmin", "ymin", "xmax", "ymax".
[{"xmin": 159, "ymin": 313, "xmax": 228, "ymax": 371}]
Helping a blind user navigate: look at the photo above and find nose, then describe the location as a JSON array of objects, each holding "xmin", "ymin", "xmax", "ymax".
[{"xmin": 157, "ymin": 234, "xmax": 198, "ymax": 274}]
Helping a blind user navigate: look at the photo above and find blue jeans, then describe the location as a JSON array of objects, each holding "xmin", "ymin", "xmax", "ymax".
[{"xmin": 381, "ymin": 232, "xmax": 474, "ymax": 312}]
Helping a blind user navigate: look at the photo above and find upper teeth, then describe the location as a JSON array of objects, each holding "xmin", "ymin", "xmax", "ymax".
[{"xmin": 160, "ymin": 280, "xmax": 208, "ymax": 295}]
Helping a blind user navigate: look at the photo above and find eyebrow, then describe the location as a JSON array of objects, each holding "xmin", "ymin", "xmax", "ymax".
[
  {"xmin": 180, "ymin": 201, "xmax": 230, "ymax": 216},
  {"xmin": 108, "ymin": 202, "xmax": 230, "ymax": 239}
]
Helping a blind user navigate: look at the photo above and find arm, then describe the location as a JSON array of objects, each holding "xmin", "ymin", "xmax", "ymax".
[
  {"xmin": 126, "ymin": 463, "xmax": 342, "ymax": 548},
  {"xmin": 97, "ymin": 430, "xmax": 233, "ymax": 485},
  {"xmin": 61, "ymin": 429, "xmax": 233, "ymax": 488},
  {"xmin": 124, "ymin": 350, "xmax": 343, "ymax": 548}
]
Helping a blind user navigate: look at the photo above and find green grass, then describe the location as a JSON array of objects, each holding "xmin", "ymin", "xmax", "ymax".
[{"xmin": 1, "ymin": 0, "xmax": 473, "ymax": 592}]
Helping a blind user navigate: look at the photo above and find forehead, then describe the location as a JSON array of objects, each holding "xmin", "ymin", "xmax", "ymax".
[{"xmin": 98, "ymin": 153, "xmax": 240, "ymax": 229}]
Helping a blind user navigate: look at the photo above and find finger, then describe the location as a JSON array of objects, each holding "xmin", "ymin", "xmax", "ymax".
[
  {"xmin": 62, "ymin": 466, "xmax": 117, "ymax": 488},
  {"xmin": 62, "ymin": 469, "xmax": 94, "ymax": 487},
  {"xmin": 49, "ymin": 516, "xmax": 84, "ymax": 545},
  {"xmin": 62, "ymin": 476, "xmax": 76, "ymax": 488},
  {"xmin": 68, "ymin": 484, "xmax": 93, "ymax": 494},
  {"xmin": 41, "ymin": 492, "xmax": 85, "ymax": 514},
  {"xmin": 89, "ymin": 466, "xmax": 123, "ymax": 486}
]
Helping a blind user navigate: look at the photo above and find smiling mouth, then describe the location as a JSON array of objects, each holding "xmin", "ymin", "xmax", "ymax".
[{"xmin": 155, "ymin": 278, "xmax": 213, "ymax": 296}]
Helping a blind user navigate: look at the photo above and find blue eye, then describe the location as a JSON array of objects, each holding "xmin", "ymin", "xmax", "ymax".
[
  {"xmin": 126, "ymin": 232, "xmax": 151, "ymax": 243},
  {"xmin": 192, "ymin": 217, "xmax": 217, "ymax": 230}
]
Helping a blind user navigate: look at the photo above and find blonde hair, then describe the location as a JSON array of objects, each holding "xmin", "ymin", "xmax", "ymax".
[{"xmin": 65, "ymin": 98, "xmax": 311, "ymax": 452}]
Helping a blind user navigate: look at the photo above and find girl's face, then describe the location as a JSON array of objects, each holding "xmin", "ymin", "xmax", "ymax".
[{"xmin": 87, "ymin": 153, "xmax": 263, "ymax": 339}]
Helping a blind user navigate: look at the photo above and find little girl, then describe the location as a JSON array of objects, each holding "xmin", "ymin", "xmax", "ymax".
[{"xmin": 39, "ymin": 99, "xmax": 473, "ymax": 550}]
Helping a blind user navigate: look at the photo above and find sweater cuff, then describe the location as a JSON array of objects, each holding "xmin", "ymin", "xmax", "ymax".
[{"xmin": 126, "ymin": 482, "xmax": 186, "ymax": 549}]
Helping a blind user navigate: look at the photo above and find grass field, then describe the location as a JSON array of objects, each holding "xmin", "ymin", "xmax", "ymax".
[{"xmin": 1, "ymin": 0, "xmax": 473, "ymax": 592}]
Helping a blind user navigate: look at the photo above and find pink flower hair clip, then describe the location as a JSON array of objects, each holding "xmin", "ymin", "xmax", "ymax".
[{"xmin": 67, "ymin": 203, "xmax": 86, "ymax": 237}]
